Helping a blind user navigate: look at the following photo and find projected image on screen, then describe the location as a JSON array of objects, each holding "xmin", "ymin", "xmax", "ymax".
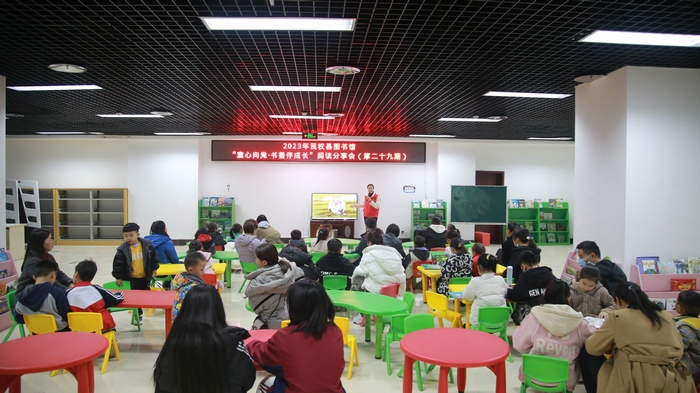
[{"xmin": 311, "ymin": 193, "xmax": 358, "ymax": 220}]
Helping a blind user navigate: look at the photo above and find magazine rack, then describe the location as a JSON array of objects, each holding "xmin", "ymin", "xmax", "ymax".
[
  {"xmin": 629, "ymin": 267, "xmax": 700, "ymax": 317},
  {"xmin": 0, "ymin": 251, "xmax": 20, "ymax": 332}
]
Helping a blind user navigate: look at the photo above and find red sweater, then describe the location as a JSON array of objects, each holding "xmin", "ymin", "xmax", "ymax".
[{"xmin": 247, "ymin": 323, "xmax": 345, "ymax": 393}]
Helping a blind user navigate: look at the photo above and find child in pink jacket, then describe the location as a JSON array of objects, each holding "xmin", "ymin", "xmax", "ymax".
[{"xmin": 513, "ymin": 279, "xmax": 595, "ymax": 391}]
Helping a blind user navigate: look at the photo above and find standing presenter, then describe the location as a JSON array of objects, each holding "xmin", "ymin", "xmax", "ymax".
[{"xmin": 354, "ymin": 184, "xmax": 381, "ymax": 230}]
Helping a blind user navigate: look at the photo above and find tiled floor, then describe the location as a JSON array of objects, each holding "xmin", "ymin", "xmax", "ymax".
[{"xmin": 2, "ymin": 243, "xmax": 586, "ymax": 393}]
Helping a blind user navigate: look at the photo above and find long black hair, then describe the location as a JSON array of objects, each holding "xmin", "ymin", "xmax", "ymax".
[
  {"xmin": 315, "ymin": 227, "xmax": 329, "ymax": 246},
  {"xmin": 614, "ymin": 281, "xmax": 664, "ymax": 329},
  {"xmin": 150, "ymin": 220, "xmax": 169, "ymax": 237},
  {"xmin": 153, "ymin": 285, "xmax": 228, "ymax": 393},
  {"xmin": 287, "ymin": 280, "xmax": 335, "ymax": 340},
  {"xmin": 543, "ymin": 279, "xmax": 570, "ymax": 305},
  {"xmin": 255, "ymin": 243, "xmax": 291, "ymax": 273},
  {"xmin": 23, "ymin": 228, "xmax": 53, "ymax": 269},
  {"xmin": 513, "ymin": 227, "xmax": 537, "ymax": 248}
]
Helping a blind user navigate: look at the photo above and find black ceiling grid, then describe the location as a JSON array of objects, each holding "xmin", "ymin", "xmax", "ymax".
[{"xmin": 1, "ymin": 0, "xmax": 699, "ymax": 139}]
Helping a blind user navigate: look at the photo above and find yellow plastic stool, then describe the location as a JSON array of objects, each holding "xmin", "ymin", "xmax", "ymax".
[
  {"xmin": 67, "ymin": 312, "xmax": 121, "ymax": 374},
  {"xmin": 334, "ymin": 316, "xmax": 359, "ymax": 379}
]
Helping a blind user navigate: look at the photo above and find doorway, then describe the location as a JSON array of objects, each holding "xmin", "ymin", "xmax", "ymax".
[{"xmin": 474, "ymin": 171, "xmax": 505, "ymax": 244}]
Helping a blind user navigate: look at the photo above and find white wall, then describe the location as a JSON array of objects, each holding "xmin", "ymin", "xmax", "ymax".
[
  {"xmin": 1, "ymin": 75, "xmax": 5, "ymax": 248},
  {"xmin": 436, "ymin": 142, "xmax": 476, "ymax": 236},
  {"xmin": 624, "ymin": 67, "xmax": 700, "ymax": 265},
  {"xmin": 574, "ymin": 68, "xmax": 629, "ymax": 263}
]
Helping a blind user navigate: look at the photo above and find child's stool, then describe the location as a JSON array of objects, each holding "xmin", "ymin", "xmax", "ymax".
[{"xmin": 474, "ymin": 231, "xmax": 490, "ymax": 246}]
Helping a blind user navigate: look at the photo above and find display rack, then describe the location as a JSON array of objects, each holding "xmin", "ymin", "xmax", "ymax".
[
  {"xmin": 198, "ymin": 200, "xmax": 234, "ymax": 233},
  {"xmin": 0, "ymin": 251, "xmax": 20, "ymax": 332},
  {"xmin": 503, "ymin": 201, "xmax": 570, "ymax": 245},
  {"xmin": 410, "ymin": 201, "xmax": 448, "ymax": 240}
]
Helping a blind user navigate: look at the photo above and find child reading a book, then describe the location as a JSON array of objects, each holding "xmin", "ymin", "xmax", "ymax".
[
  {"xmin": 172, "ymin": 252, "xmax": 207, "ymax": 321},
  {"xmin": 15, "ymin": 259, "xmax": 70, "ymax": 331},
  {"xmin": 444, "ymin": 230, "xmax": 460, "ymax": 257},
  {"xmin": 66, "ymin": 259, "xmax": 124, "ymax": 331},
  {"xmin": 506, "ymin": 250, "xmax": 555, "ymax": 325},
  {"xmin": 675, "ymin": 290, "xmax": 700, "ymax": 384},
  {"xmin": 436, "ymin": 238, "xmax": 472, "ymax": 296},
  {"xmin": 470, "ymin": 243, "xmax": 486, "ymax": 277},
  {"xmin": 462, "ymin": 254, "xmax": 508, "ymax": 327},
  {"xmin": 570, "ymin": 265, "xmax": 616, "ymax": 318}
]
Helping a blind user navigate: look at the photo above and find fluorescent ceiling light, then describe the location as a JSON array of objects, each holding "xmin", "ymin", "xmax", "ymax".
[
  {"xmin": 484, "ymin": 91, "xmax": 571, "ymax": 99},
  {"xmin": 250, "ymin": 86, "xmax": 341, "ymax": 92},
  {"xmin": 8, "ymin": 85, "xmax": 102, "ymax": 91},
  {"xmin": 282, "ymin": 132, "xmax": 302, "ymax": 135},
  {"xmin": 318, "ymin": 133, "xmax": 336, "ymax": 136},
  {"xmin": 409, "ymin": 134, "xmax": 456, "ymax": 138},
  {"xmin": 269, "ymin": 115, "xmax": 334, "ymax": 120},
  {"xmin": 97, "ymin": 114, "xmax": 163, "ymax": 118},
  {"xmin": 439, "ymin": 117, "xmax": 502, "ymax": 122},
  {"xmin": 153, "ymin": 132, "xmax": 210, "ymax": 136},
  {"xmin": 36, "ymin": 132, "xmax": 86, "ymax": 135},
  {"xmin": 201, "ymin": 17, "xmax": 356, "ymax": 31},
  {"xmin": 527, "ymin": 137, "xmax": 573, "ymax": 141},
  {"xmin": 580, "ymin": 30, "xmax": 700, "ymax": 47}
]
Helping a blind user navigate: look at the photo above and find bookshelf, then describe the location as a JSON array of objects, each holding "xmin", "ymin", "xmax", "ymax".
[
  {"xmin": 503, "ymin": 201, "xmax": 570, "ymax": 245},
  {"xmin": 629, "ymin": 266, "xmax": 700, "ymax": 317},
  {"xmin": 48, "ymin": 189, "xmax": 128, "ymax": 245},
  {"xmin": 0, "ymin": 251, "xmax": 20, "ymax": 332},
  {"xmin": 39, "ymin": 189, "xmax": 54, "ymax": 237},
  {"xmin": 410, "ymin": 201, "xmax": 447, "ymax": 240},
  {"xmin": 198, "ymin": 199, "xmax": 234, "ymax": 233}
]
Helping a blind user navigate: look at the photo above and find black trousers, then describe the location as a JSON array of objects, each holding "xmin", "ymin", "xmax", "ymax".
[
  {"xmin": 578, "ymin": 345, "xmax": 607, "ymax": 393},
  {"xmin": 129, "ymin": 277, "xmax": 151, "ymax": 316}
]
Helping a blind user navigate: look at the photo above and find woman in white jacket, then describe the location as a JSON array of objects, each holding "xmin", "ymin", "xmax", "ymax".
[
  {"xmin": 462, "ymin": 253, "xmax": 508, "ymax": 327},
  {"xmin": 352, "ymin": 228, "xmax": 406, "ymax": 296}
]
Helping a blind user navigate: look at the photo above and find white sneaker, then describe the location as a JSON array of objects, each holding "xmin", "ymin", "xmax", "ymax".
[{"xmin": 352, "ymin": 314, "xmax": 363, "ymax": 325}]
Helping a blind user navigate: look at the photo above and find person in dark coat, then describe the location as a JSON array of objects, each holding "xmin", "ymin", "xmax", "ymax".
[
  {"xmin": 316, "ymin": 239, "xmax": 356, "ymax": 289},
  {"xmin": 506, "ymin": 227, "xmax": 542, "ymax": 282},
  {"xmin": 383, "ymin": 224, "xmax": 406, "ymax": 259},
  {"xmin": 422, "ymin": 217, "xmax": 447, "ymax": 250},
  {"xmin": 576, "ymin": 240, "xmax": 627, "ymax": 296}
]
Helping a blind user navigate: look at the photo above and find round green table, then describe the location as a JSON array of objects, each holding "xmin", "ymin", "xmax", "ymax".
[
  {"xmin": 327, "ymin": 290, "xmax": 407, "ymax": 359},
  {"xmin": 305, "ymin": 237, "xmax": 361, "ymax": 249},
  {"xmin": 213, "ymin": 251, "xmax": 239, "ymax": 288}
]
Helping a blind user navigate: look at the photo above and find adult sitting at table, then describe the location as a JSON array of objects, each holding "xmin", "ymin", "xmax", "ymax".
[
  {"xmin": 422, "ymin": 217, "xmax": 447, "ymax": 250},
  {"xmin": 315, "ymin": 239, "xmax": 356, "ymax": 290},
  {"xmin": 245, "ymin": 243, "xmax": 305, "ymax": 329},
  {"xmin": 145, "ymin": 220, "xmax": 179, "ymax": 264},
  {"xmin": 256, "ymin": 214, "xmax": 283, "ymax": 245},
  {"xmin": 153, "ymin": 284, "xmax": 256, "ymax": 393},
  {"xmin": 17, "ymin": 228, "xmax": 73, "ymax": 294},
  {"xmin": 576, "ymin": 240, "xmax": 627, "ymax": 296},
  {"xmin": 207, "ymin": 222, "xmax": 227, "ymax": 251},
  {"xmin": 280, "ymin": 230, "xmax": 317, "ymax": 280},
  {"xmin": 350, "ymin": 217, "xmax": 377, "ymax": 265},
  {"xmin": 235, "ymin": 219, "xmax": 265, "ymax": 263},
  {"xmin": 351, "ymin": 228, "xmax": 406, "ymax": 324},
  {"xmin": 383, "ymin": 223, "xmax": 406, "ymax": 259}
]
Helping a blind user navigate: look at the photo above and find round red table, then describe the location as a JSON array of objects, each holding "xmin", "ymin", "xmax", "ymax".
[
  {"xmin": 0, "ymin": 332, "xmax": 109, "ymax": 393},
  {"xmin": 400, "ymin": 328, "xmax": 509, "ymax": 393},
  {"xmin": 244, "ymin": 329, "xmax": 278, "ymax": 371}
]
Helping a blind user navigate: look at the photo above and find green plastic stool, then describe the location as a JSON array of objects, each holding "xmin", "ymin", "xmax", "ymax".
[
  {"xmin": 383, "ymin": 314, "xmax": 410, "ymax": 375},
  {"xmin": 322, "ymin": 275, "xmax": 348, "ymax": 290},
  {"xmin": 2, "ymin": 291, "xmax": 25, "ymax": 342},
  {"xmin": 471, "ymin": 306, "xmax": 513, "ymax": 362},
  {"xmin": 520, "ymin": 354, "xmax": 571, "ymax": 393},
  {"xmin": 311, "ymin": 252, "xmax": 326, "ymax": 264},
  {"xmin": 102, "ymin": 281, "xmax": 142, "ymax": 331},
  {"xmin": 238, "ymin": 261, "xmax": 258, "ymax": 293},
  {"xmin": 383, "ymin": 292, "xmax": 415, "ymax": 326}
]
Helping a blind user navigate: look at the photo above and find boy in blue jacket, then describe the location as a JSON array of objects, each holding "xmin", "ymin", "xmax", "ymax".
[{"xmin": 15, "ymin": 259, "xmax": 70, "ymax": 331}]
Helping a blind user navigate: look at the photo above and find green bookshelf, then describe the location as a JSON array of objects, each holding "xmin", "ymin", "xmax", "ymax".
[
  {"xmin": 198, "ymin": 199, "xmax": 234, "ymax": 233},
  {"xmin": 503, "ymin": 201, "xmax": 570, "ymax": 245},
  {"xmin": 410, "ymin": 201, "xmax": 447, "ymax": 240}
]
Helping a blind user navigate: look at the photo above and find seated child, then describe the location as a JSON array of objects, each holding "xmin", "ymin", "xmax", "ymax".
[
  {"xmin": 513, "ymin": 279, "xmax": 595, "ymax": 392},
  {"xmin": 506, "ymin": 250, "xmax": 555, "ymax": 325},
  {"xmin": 570, "ymin": 266, "xmax": 616, "ymax": 318},
  {"xmin": 402, "ymin": 235, "xmax": 432, "ymax": 280},
  {"xmin": 436, "ymin": 238, "xmax": 472, "ymax": 296},
  {"xmin": 470, "ymin": 243, "xmax": 486, "ymax": 277},
  {"xmin": 462, "ymin": 254, "xmax": 508, "ymax": 327},
  {"xmin": 280, "ymin": 229, "xmax": 316, "ymax": 280},
  {"xmin": 229, "ymin": 223, "xmax": 243, "ymax": 241},
  {"xmin": 172, "ymin": 252, "xmax": 207, "ymax": 321},
  {"xmin": 188, "ymin": 240, "xmax": 223, "ymax": 290},
  {"xmin": 315, "ymin": 239, "xmax": 356, "ymax": 290},
  {"xmin": 675, "ymin": 290, "xmax": 700, "ymax": 384},
  {"xmin": 444, "ymin": 230, "xmax": 460, "ymax": 257},
  {"xmin": 66, "ymin": 260, "xmax": 125, "ymax": 331},
  {"xmin": 15, "ymin": 259, "xmax": 70, "ymax": 331},
  {"xmin": 310, "ymin": 227, "xmax": 330, "ymax": 253}
]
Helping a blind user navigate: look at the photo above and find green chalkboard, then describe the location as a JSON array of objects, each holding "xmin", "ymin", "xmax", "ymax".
[{"xmin": 451, "ymin": 185, "xmax": 507, "ymax": 223}]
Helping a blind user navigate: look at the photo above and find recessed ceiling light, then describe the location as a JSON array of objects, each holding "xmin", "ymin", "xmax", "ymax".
[
  {"xmin": 269, "ymin": 115, "xmax": 334, "ymax": 120},
  {"xmin": 282, "ymin": 132, "xmax": 303, "ymax": 135},
  {"xmin": 318, "ymin": 133, "xmax": 337, "ymax": 136},
  {"xmin": 8, "ymin": 85, "xmax": 102, "ymax": 91},
  {"xmin": 153, "ymin": 132, "xmax": 211, "ymax": 136},
  {"xmin": 150, "ymin": 110, "xmax": 173, "ymax": 116},
  {"xmin": 323, "ymin": 112, "xmax": 345, "ymax": 117},
  {"xmin": 87, "ymin": 132, "xmax": 104, "ymax": 135},
  {"xmin": 439, "ymin": 117, "xmax": 504, "ymax": 122},
  {"xmin": 48, "ymin": 64, "xmax": 87, "ymax": 73},
  {"xmin": 580, "ymin": 30, "xmax": 700, "ymax": 47},
  {"xmin": 484, "ymin": 91, "xmax": 571, "ymax": 99},
  {"xmin": 5, "ymin": 113, "xmax": 25, "ymax": 118},
  {"xmin": 250, "ymin": 86, "xmax": 341, "ymax": 92},
  {"xmin": 326, "ymin": 66, "xmax": 361, "ymax": 75},
  {"xmin": 409, "ymin": 134, "xmax": 456, "ymax": 138},
  {"xmin": 527, "ymin": 137, "xmax": 573, "ymax": 141},
  {"xmin": 36, "ymin": 132, "xmax": 86, "ymax": 135},
  {"xmin": 201, "ymin": 17, "xmax": 356, "ymax": 31},
  {"xmin": 97, "ymin": 114, "xmax": 163, "ymax": 118}
]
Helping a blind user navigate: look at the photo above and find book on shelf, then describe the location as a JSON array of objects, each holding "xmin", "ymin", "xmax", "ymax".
[
  {"xmin": 0, "ymin": 300, "xmax": 8, "ymax": 315},
  {"xmin": 517, "ymin": 199, "xmax": 525, "ymax": 208},
  {"xmin": 548, "ymin": 199, "xmax": 557, "ymax": 208},
  {"xmin": 556, "ymin": 199, "xmax": 564, "ymax": 208},
  {"xmin": 547, "ymin": 233, "xmax": 556, "ymax": 243},
  {"xmin": 539, "ymin": 222, "xmax": 547, "ymax": 231},
  {"xmin": 217, "ymin": 223, "xmax": 223, "ymax": 232},
  {"xmin": 524, "ymin": 222, "xmax": 534, "ymax": 231},
  {"xmin": 565, "ymin": 266, "xmax": 578, "ymax": 276},
  {"xmin": 671, "ymin": 279, "xmax": 696, "ymax": 291},
  {"xmin": 556, "ymin": 223, "xmax": 566, "ymax": 232},
  {"xmin": 547, "ymin": 223, "xmax": 556, "ymax": 232},
  {"xmin": 557, "ymin": 234, "xmax": 566, "ymax": 243},
  {"xmin": 525, "ymin": 199, "xmax": 534, "ymax": 208},
  {"xmin": 0, "ymin": 270, "xmax": 8, "ymax": 279},
  {"xmin": 5, "ymin": 280, "xmax": 17, "ymax": 295},
  {"xmin": 201, "ymin": 197, "xmax": 210, "ymax": 207},
  {"xmin": 674, "ymin": 259, "xmax": 689, "ymax": 274},
  {"xmin": 435, "ymin": 210, "xmax": 444, "ymax": 219},
  {"xmin": 217, "ymin": 198, "xmax": 225, "ymax": 206},
  {"xmin": 224, "ymin": 198, "xmax": 233, "ymax": 206},
  {"xmin": 688, "ymin": 258, "xmax": 700, "ymax": 274},
  {"xmin": 510, "ymin": 199, "xmax": 520, "ymax": 208},
  {"xmin": 412, "ymin": 200, "xmax": 420, "ymax": 208},
  {"xmin": 211, "ymin": 210, "xmax": 221, "ymax": 219},
  {"xmin": 666, "ymin": 298, "xmax": 677, "ymax": 311},
  {"xmin": 0, "ymin": 283, "xmax": 6, "ymax": 297},
  {"xmin": 209, "ymin": 197, "xmax": 219, "ymax": 206},
  {"xmin": 427, "ymin": 213, "xmax": 435, "ymax": 220},
  {"xmin": 540, "ymin": 236, "xmax": 547, "ymax": 244},
  {"xmin": 561, "ymin": 272, "xmax": 574, "ymax": 285},
  {"xmin": 658, "ymin": 261, "xmax": 677, "ymax": 275},
  {"xmin": 636, "ymin": 256, "xmax": 659, "ymax": 274},
  {"xmin": 0, "ymin": 248, "xmax": 7, "ymax": 262},
  {"xmin": 649, "ymin": 298, "xmax": 666, "ymax": 310},
  {"xmin": 201, "ymin": 210, "xmax": 210, "ymax": 219},
  {"xmin": 420, "ymin": 199, "xmax": 429, "ymax": 208},
  {"xmin": 545, "ymin": 212, "xmax": 553, "ymax": 220}
]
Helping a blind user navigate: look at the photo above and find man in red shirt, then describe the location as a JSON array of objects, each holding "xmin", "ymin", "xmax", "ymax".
[{"xmin": 355, "ymin": 184, "xmax": 381, "ymax": 230}]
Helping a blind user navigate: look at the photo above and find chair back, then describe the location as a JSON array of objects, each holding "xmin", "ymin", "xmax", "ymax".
[
  {"xmin": 449, "ymin": 277, "xmax": 471, "ymax": 285},
  {"xmin": 333, "ymin": 316, "xmax": 351, "ymax": 344},
  {"xmin": 274, "ymin": 244, "xmax": 284, "ymax": 251},
  {"xmin": 477, "ymin": 306, "xmax": 510, "ymax": 331},
  {"xmin": 425, "ymin": 291, "xmax": 449, "ymax": 311},
  {"xmin": 202, "ymin": 273, "xmax": 217, "ymax": 286},
  {"xmin": 311, "ymin": 252, "xmax": 326, "ymax": 264},
  {"xmin": 379, "ymin": 283, "xmax": 400, "ymax": 298},
  {"xmin": 6, "ymin": 291, "xmax": 20, "ymax": 324},
  {"xmin": 240, "ymin": 261, "xmax": 258, "ymax": 275},
  {"xmin": 103, "ymin": 281, "xmax": 132, "ymax": 290},
  {"xmin": 215, "ymin": 245, "xmax": 224, "ymax": 251},
  {"xmin": 388, "ymin": 314, "xmax": 410, "ymax": 339},
  {"xmin": 281, "ymin": 320, "xmax": 290, "ymax": 328},
  {"xmin": 67, "ymin": 312, "xmax": 103, "ymax": 334},
  {"xmin": 322, "ymin": 275, "xmax": 348, "ymax": 290},
  {"xmin": 403, "ymin": 292, "xmax": 415, "ymax": 314},
  {"xmin": 24, "ymin": 314, "xmax": 57, "ymax": 335},
  {"xmin": 430, "ymin": 247, "xmax": 446, "ymax": 252},
  {"xmin": 521, "ymin": 354, "xmax": 569, "ymax": 392},
  {"xmin": 403, "ymin": 314, "xmax": 435, "ymax": 334}
]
